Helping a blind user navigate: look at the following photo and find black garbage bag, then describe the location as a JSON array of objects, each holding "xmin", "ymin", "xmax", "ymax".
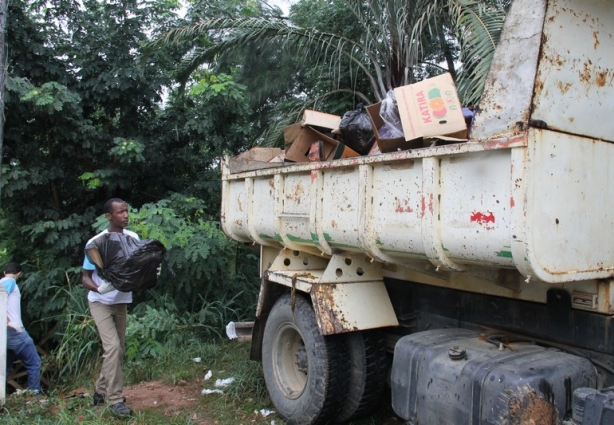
[
  {"xmin": 339, "ymin": 104, "xmax": 376, "ymax": 155},
  {"xmin": 85, "ymin": 232, "xmax": 169, "ymax": 292}
]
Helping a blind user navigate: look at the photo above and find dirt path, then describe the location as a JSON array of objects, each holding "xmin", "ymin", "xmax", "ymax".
[
  {"xmin": 66, "ymin": 379, "xmax": 209, "ymax": 424},
  {"xmin": 122, "ymin": 380, "xmax": 203, "ymax": 416}
]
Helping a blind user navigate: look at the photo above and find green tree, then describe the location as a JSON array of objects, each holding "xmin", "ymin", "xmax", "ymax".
[
  {"xmin": 1, "ymin": 0, "xmax": 258, "ymax": 341},
  {"xmin": 157, "ymin": 0, "xmax": 508, "ymax": 117}
]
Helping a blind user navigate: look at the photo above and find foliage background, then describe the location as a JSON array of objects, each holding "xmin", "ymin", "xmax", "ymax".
[{"xmin": 1, "ymin": 0, "xmax": 509, "ymax": 389}]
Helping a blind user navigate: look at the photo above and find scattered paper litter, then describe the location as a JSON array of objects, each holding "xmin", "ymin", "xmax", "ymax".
[
  {"xmin": 226, "ymin": 321, "xmax": 237, "ymax": 340},
  {"xmin": 201, "ymin": 388, "xmax": 224, "ymax": 395},
  {"xmin": 215, "ymin": 377, "xmax": 235, "ymax": 388},
  {"xmin": 204, "ymin": 370, "xmax": 213, "ymax": 381},
  {"xmin": 192, "ymin": 357, "xmax": 201, "ymax": 363},
  {"xmin": 255, "ymin": 409, "xmax": 274, "ymax": 417}
]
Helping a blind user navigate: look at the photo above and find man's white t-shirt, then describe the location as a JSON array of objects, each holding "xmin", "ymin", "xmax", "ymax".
[
  {"xmin": 83, "ymin": 228, "xmax": 139, "ymax": 305},
  {"xmin": 1, "ymin": 276, "xmax": 24, "ymax": 331}
]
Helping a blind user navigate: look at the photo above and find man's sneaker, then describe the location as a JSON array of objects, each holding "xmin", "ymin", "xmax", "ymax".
[
  {"xmin": 93, "ymin": 392, "xmax": 105, "ymax": 406},
  {"xmin": 109, "ymin": 402, "xmax": 134, "ymax": 417},
  {"xmin": 93, "ymin": 392, "xmax": 126, "ymax": 406}
]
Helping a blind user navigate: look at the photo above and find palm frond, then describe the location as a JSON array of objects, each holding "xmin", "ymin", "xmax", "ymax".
[
  {"xmin": 152, "ymin": 16, "xmax": 386, "ymax": 100},
  {"xmin": 413, "ymin": 0, "xmax": 507, "ymax": 105},
  {"xmin": 153, "ymin": 1, "xmax": 508, "ymax": 112},
  {"xmin": 452, "ymin": 0, "xmax": 507, "ymax": 104}
]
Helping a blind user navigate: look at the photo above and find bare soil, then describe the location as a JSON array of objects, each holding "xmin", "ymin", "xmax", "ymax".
[
  {"xmin": 122, "ymin": 380, "xmax": 203, "ymax": 416},
  {"xmin": 67, "ymin": 379, "xmax": 209, "ymax": 424}
]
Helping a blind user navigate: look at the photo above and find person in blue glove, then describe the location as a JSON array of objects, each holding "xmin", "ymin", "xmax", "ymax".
[
  {"xmin": 82, "ymin": 198, "xmax": 138, "ymax": 417},
  {"xmin": 3, "ymin": 261, "xmax": 42, "ymax": 395}
]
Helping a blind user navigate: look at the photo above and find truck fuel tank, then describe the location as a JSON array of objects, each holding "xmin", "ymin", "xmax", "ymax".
[{"xmin": 391, "ymin": 328, "xmax": 598, "ymax": 424}]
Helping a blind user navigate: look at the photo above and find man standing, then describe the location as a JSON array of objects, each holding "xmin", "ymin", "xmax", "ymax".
[
  {"xmin": 3, "ymin": 262, "xmax": 42, "ymax": 395},
  {"xmin": 82, "ymin": 198, "xmax": 137, "ymax": 417}
]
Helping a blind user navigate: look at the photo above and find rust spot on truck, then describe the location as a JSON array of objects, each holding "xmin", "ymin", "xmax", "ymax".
[
  {"xmin": 557, "ymin": 80, "xmax": 571, "ymax": 94},
  {"xmin": 579, "ymin": 62, "xmax": 593, "ymax": 84},
  {"xmin": 593, "ymin": 31, "xmax": 600, "ymax": 50},
  {"xmin": 285, "ymin": 182, "xmax": 305, "ymax": 203},
  {"xmin": 500, "ymin": 385, "xmax": 558, "ymax": 425},
  {"xmin": 596, "ymin": 71, "xmax": 610, "ymax": 87}
]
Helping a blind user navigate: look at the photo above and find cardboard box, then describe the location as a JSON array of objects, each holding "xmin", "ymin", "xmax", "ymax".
[
  {"xmin": 365, "ymin": 102, "xmax": 423, "ymax": 153},
  {"xmin": 285, "ymin": 125, "xmax": 359, "ymax": 163},
  {"xmin": 301, "ymin": 110, "xmax": 342, "ymax": 131},
  {"xmin": 229, "ymin": 147, "xmax": 285, "ymax": 173},
  {"xmin": 394, "ymin": 73, "xmax": 467, "ymax": 142},
  {"xmin": 284, "ymin": 123, "xmax": 302, "ymax": 149}
]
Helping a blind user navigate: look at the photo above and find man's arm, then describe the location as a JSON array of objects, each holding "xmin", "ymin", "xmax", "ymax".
[{"xmin": 82, "ymin": 269, "xmax": 99, "ymax": 293}]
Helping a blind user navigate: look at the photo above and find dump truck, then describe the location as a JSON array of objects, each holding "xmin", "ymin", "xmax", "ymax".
[{"xmin": 220, "ymin": 0, "xmax": 614, "ymax": 423}]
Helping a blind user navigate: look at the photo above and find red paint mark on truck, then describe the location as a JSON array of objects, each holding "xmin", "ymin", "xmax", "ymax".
[
  {"xmin": 396, "ymin": 199, "xmax": 414, "ymax": 213},
  {"xmin": 510, "ymin": 197, "xmax": 515, "ymax": 207},
  {"xmin": 420, "ymin": 194, "xmax": 433, "ymax": 217},
  {"xmin": 471, "ymin": 211, "xmax": 495, "ymax": 224}
]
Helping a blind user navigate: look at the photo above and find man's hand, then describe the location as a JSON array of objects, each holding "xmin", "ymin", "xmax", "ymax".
[{"xmin": 156, "ymin": 264, "xmax": 162, "ymax": 278}]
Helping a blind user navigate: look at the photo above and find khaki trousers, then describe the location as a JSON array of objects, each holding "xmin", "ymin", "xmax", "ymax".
[{"xmin": 89, "ymin": 301, "xmax": 127, "ymax": 404}]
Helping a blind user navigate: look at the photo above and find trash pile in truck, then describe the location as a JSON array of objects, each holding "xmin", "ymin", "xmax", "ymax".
[{"xmin": 229, "ymin": 73, "xmax": 475, "ymax": 172}]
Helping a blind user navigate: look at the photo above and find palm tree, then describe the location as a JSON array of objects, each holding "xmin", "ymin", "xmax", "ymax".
[{"xmin": 156, "ymin": 0, "xmax": 508, "ymax": 103}]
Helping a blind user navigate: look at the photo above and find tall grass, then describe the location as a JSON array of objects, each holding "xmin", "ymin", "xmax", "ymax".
[{"xmin": 12, "ymin": 288, "xmax": 393, "ymax": 424}]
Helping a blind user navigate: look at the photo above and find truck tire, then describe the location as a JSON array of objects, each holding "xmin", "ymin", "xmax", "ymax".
[
  {"xmin": 337, "ymin": 330, "xmax": 388, "ymax": 422},
  {"xmin": 262, "ymin": 294, "xmax": 349, "ymax": 425}
]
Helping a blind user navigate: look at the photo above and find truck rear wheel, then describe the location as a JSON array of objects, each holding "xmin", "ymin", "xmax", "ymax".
[
  {"xmin": 262, "ymin": 294, "xmax": 349, "ymax": 425},
  {"xmin": 337, "ymin": 330, "xmax": 388, "ymax": 422}
]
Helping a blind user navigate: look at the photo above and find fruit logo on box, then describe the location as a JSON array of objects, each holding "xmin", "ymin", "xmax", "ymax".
[{"xmin": 416, "ymin": 86, "xmax": 459, "ymax": 125}]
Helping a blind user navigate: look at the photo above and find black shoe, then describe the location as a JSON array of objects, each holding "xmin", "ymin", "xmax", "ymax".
[
  {"xmin": 93, "ymin": 392, "xmax": 105, "ymax": 406},
  {"xmin": 94, "ymin": 392, "xmax": 126, "ymax": 406},
  {"xmin": 109, "ymin": 402, "xmax": 133, "ymax": 417}
]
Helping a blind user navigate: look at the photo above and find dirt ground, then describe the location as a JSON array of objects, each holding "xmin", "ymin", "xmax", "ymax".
[
  {"xmin": 122, "ymin": 380, "xmax": 203, "ymax": 416},
  {"xmin": 67, "ymin": 379, "xmax": 209, "ymax": 423}
]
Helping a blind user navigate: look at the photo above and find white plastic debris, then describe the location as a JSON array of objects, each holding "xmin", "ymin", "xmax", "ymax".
[
  {"xmin": 215, "ymin": 377, "xmax": 235, "ymax": 388},
  {"xmin": 193, "ymin": 357, "xmax": 202, "ymax": 363},
  {"xmin": 204, "ymin": 370, "xmax": 213, "ymax": 381},
  {"xmin": 201, "ymin": 389, "xmax": 224, "ymax": 395},
  {"xmin": 226, "ymin": 321, "xmax": 237, "ymax": 340},
  {"xmin": 256, "ymin": 409, "xmax": 274, "ymax": 417}
]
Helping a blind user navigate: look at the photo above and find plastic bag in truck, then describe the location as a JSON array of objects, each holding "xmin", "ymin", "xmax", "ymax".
[
  {"xmin": 85, "ymin": 232, "xmax": 168, "ymax": 292},
  {"xmin": 378, "ymin": 90, "xmax": 404, "ymax": 139},
  {"xmin": 339, "ymin": 104, "xmax": 376, "ymax": 155}
]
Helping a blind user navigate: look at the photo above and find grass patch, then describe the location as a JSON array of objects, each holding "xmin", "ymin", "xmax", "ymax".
[{"xmin": 3, "ymin": 338, "xmax": 396, "ymax": 424}]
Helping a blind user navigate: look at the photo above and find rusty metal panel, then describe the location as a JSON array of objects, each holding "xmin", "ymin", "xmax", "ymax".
[
  {"xmin": 360, "ymin": 160, "xmax": 427, "ymax": 265},
  {"xmin": 277, "ymin": 172, "xmax": 316, "ymax": 252},
  {"xmin": 439, "ymin": 149, "xmax": 515, "ymax": 268},
  {"xmin": 220, "ymin": 168, "xmax": 251, "ymax": 243},
  {"xmin": 521, "ymin": 129, "xmax": 614, "ymax": 282},
  {"xmin": 471, "ymin": 0, "xmax": 547, "ymax": 140},
  {"xmin": 311, "ymin": 281, "xmax": 398, "ymax": 335},
  {"xmin": 248, "ymin": 177, "xmax": 282, "ymax": 247},
  {"xmin": 532, "ymin": 0, "xmax": 614, "ymax": 142},
  {"xmin": 318, "ymin": 167, "xmax": 363, "ymax": 252}
]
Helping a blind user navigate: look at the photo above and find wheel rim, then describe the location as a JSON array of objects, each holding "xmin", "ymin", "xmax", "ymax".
[{"xmin": 272, "ymin": 322, "xmax": 308, "ymax": 400}]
